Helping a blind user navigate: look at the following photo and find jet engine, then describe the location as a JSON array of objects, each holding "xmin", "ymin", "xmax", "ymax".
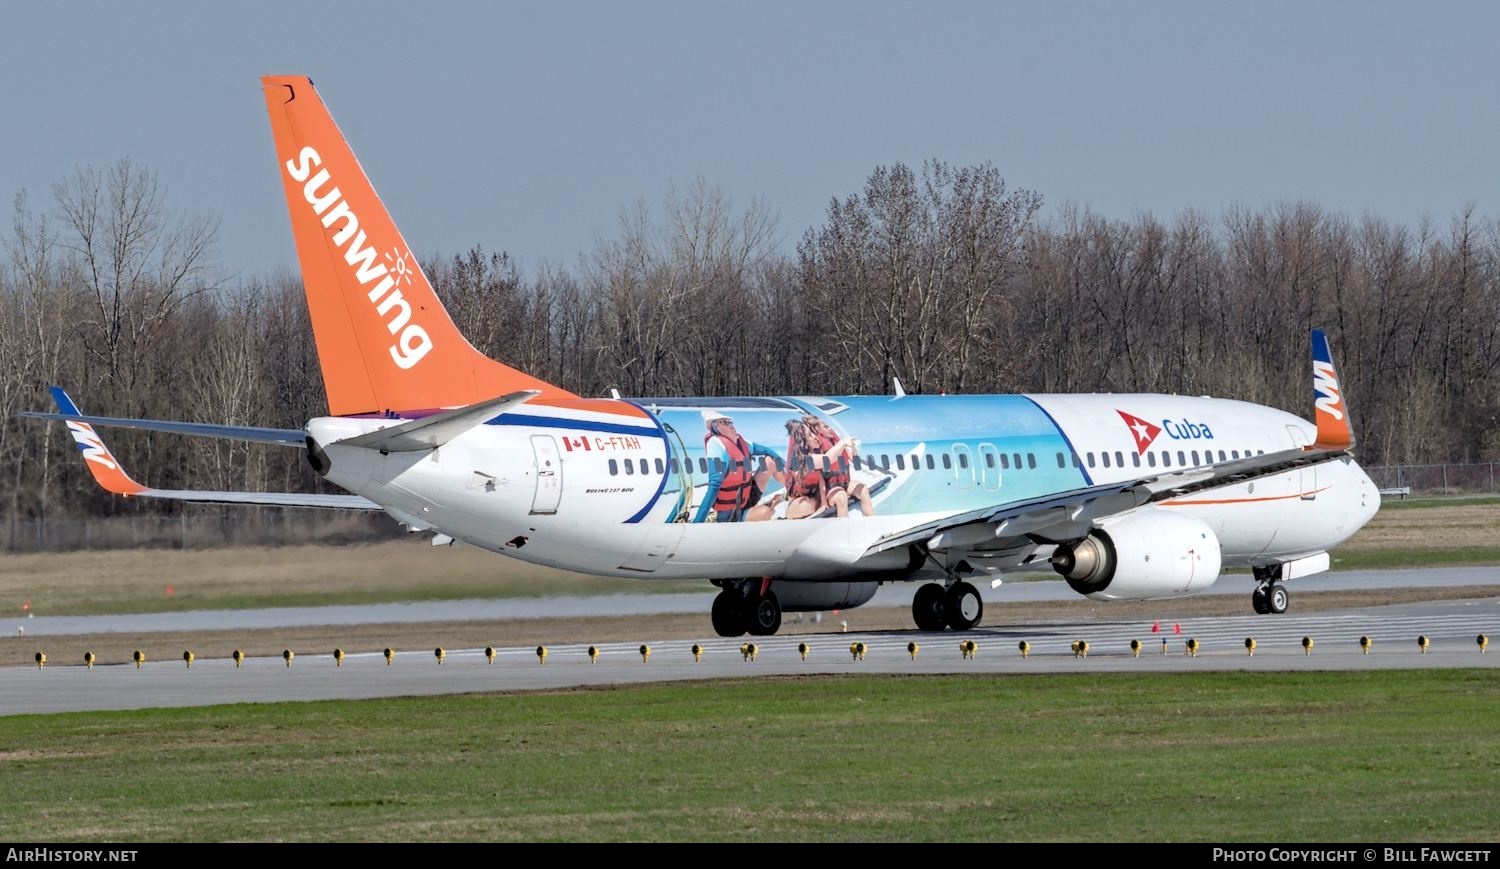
[{"xmin": 1050, "ymin": 508, "xmax": 1221, "ymax": 600}]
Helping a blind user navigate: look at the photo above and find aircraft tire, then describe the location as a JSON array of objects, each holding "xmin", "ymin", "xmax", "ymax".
[
  {"xmin": 912, "ymin": 583, "xmax": 947, "ymax": 631},
  {"xmin": 711, "ymin": 590, "xmax": 746, "ymax": 637},
  {"xmin": 1267, "ymin": 584, "xmax": 1289, "ymax": 614},
  {"xmin": 943, "ymin": 581, "xmax": 983, "ymax": 631},
  {"xmin": 746, "ymin": 590, "xmax": 782, "ymax": 636},
  {"xmin": 1251, "ymin": 586, "xmax": 1269, "ymax": 615}
]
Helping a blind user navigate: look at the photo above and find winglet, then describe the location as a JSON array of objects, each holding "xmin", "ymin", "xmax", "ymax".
[
  {"xmin": 1310, "ymin": 329, "xmax": 1354, "ymax": 450},
  {"xmin": 48, "ymin": 387, "xmax": 147, "ymax": 496}
]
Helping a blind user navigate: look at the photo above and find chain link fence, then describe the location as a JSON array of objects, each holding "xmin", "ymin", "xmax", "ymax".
[{"xmin": 1364, "ymin": 463, "xmax": 1498, "ymax": 496}]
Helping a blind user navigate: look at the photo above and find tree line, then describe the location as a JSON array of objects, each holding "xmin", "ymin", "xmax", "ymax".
[{"xmin": 2, "ymin": 158, "xmax": 1497, "ymax": 524}]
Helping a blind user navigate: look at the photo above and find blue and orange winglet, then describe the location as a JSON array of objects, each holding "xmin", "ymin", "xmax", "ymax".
[
  {"xmin": 1310, "ymin": 330, "xmax": 1354, "ymax": 450},
  {"xmin": 49, "ymin": 387, "xmax": 147, "ymax": 496}
]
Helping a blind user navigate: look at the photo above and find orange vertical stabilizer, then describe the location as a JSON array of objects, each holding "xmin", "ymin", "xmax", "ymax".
[{"xmin": 261, "ymin": 75, "xmax": 574, "ymax": 416}]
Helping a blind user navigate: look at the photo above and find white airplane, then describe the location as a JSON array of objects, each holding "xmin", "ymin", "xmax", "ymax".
[{"xmin": 22, "ymin": 76, "xmax": 1380, "ymax": 637}]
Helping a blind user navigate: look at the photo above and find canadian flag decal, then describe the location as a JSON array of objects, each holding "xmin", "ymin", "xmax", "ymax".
[
  {"xmin": 1116, "ymin": 410, "xmax": 1162, "ymax": 454},
  {"xmin": 561, "ymin": 436, "xmax": 591, "ymax": 452}
]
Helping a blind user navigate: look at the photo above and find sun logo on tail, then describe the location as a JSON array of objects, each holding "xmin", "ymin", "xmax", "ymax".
[{"xmin": 384, "ymin": 247, "xmax": 414, "ymax": 286}]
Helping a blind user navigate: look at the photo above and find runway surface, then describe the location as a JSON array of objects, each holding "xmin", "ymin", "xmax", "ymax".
[
  {"xmin": 3, "ymin": 595, "xmax": 1495, "ymax": 716},
  {"xmin": 13, "ymin": 566, "xmax": 1499, "ymax": 637}
]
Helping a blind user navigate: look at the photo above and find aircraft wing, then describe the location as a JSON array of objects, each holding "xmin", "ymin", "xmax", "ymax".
[
  {"xmin": 32, "ymin": 388, "xmax": 379, "ymax": 510},
  {"xmin": 861, "ymin": 446, "xmax": 1350, "ymax": 557},
  {"xmin": 865, "ymin": 328, "xmax": 1359, "ymax": 558},
  {"xmin": 19, "ymin": 388, "xmax": 307, "ymax": 447}
]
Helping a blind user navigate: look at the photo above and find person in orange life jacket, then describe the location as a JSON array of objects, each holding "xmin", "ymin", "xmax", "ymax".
[
  {"xmin": 802, "ymin": 414, "xmax": 875, "ymax": 516},
  {"xmin": 781, "ymin": 418, "xmax": 825, "ymax": 519},
  {"xmin": 692, "ymin": 410, "xmax": 786, "ymax": 523}
]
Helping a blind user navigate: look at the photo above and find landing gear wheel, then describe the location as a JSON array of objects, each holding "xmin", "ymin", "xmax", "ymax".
[
  {"xmin": 1252, "ymin": 586, "xmax": 1269, "ymax": 615},
  {"xmin": 711, "ymin": 590, "xmax": 746, "ymax": 637},
  {"xmin": 746, "ymin": 590, "xmax": 782, "ymax": 636},
  {"xmin": 913, "ymin": 583, "xmax": 947, "ymax": 631},
  {"xmin": 943, "ymin": 581, "xmax": 983, "ymax": 631},
  {"xmin": 1266, "ymin": 584, "xmax": 1289, "ymax": 615}
]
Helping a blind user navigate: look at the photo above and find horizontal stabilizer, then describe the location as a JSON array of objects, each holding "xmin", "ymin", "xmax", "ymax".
[
  {"xmin": 334, "ymin": 390, "xmax": 541, "ymax": 453},
  {"xmin": 27, "ymin": 387, "xmax": 378, "ymax": 510}
]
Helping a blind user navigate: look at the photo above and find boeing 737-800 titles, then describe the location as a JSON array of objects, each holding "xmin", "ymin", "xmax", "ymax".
[{"xmin": 22, "ymin": 76, "xmax": 1380, "ymax": 637}]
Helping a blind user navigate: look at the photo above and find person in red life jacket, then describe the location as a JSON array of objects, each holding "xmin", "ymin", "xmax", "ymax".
[
  {"xmin": 802, "ymin": 414, "xmax": 875, "ymax": 516},
  {"xmin": 781, "ymin": 418, "xmax": 826, "ymax": 520},
  {"xmin": 692, "ymin": 411, "xmax": 786, "ymax": 523}
]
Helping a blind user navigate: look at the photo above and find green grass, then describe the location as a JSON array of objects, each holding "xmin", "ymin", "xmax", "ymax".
[{"xmin": 1, "ymin": 671, "xmax": 1496, "ymax": 841}]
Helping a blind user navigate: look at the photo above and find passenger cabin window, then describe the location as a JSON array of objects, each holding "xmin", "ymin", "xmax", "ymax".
[
  {"xmin": 654, "ymin": 458, "xmax": 664, "ymax": 474},
  {"xmin": 896, "ymin": 455, "xmax": 906, "ymax": 471},
  {"xmin": 1012, "ymin": 453, "xmax": 1022, "ymax": 469},
  {"xmin": 1101, "ymin": 452, "xmax": 1111, "ymax": 468},
  {"xmin": 941, "ymin": 454, "xmax": 952, "ymax": 470},
  {"xmin": 958, "ymin": 453, "xmax": 969, "ymax": 469},
  {"xmin": 1191, "ymin": 451, "xmax": 1200, "ymax": 466},
  {"xmin": 624, "ymin": 459, "xmax": 634, "ymax": 475},
  {"xmin": 1087, "ymin": 452, "xmax": 1096, "ymax": 468},
  {"xmin": 1001, "ymin": 453, "xmax": 1010, "ymax": 470},
  {"xmin": 1056, "ymin": 452, "xmax": 1066, "ymax": 468},
  {"xmin": 1161, "ymin": 451, "xmax": 1171, "ymax": 467},
  {"xmin": 669, "ymin": 458, "xmax": 679, "ymax": 474},
  {"xmin": 1071, "ymin": 453, "xmax": 1081, "ymax": 468},
  {"xmin": 608, "ymin": 459, "xmax": 618, "ymax": 475},
  {"xmin": 926, "ymin": 454, "xmax": 935, "ymax": 470},
  {"xmin": 1177, "ymin": 450, "xmax": 1186, "ymax": 466},
  {"xmin": 1132, "ymin": 453, "xmax": 1140, "ymax": 467},
  {"xmin": 1027, "ymin": 453, "xmax": 1036, "ymax": 469},
  {"xmin": 698, "ymin": 457, "xmax": 708, "ymax": 474},
  {"xmin": 1218, "ymin": 450, "xmax": 1227, "ymax": 462},
  {"xmin": 1114, "ymin": 451, "xmax": 1124, "ymax": 468},
  {"xmin": 1147, "ymin": 452, "xmax": 1157, "ymax": 467},
  {"xmin": 852, "ymin": 455, "xmax": 863, "ymax": 471},
  {"xmin": 985, "ymin": 453, "xmax": 995, "ymax": 469}
]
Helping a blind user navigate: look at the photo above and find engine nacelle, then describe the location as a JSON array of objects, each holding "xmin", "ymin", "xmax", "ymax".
[
  {"xmin": 1050, "ymin": 509, "xmax": 1221, "ymax": 600},
  {"xmin": 773, "ymin": 581, "xmax": 880, "ymax": 613}
]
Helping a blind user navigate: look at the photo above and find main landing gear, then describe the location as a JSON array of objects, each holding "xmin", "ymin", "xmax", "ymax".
[
  {"xmin": 711, "ymin": 578, "xmax": 782, "ymax": 637},
  {"xmin": 1251, "ymin": 565, "xmax": 1289, "ymax": 615},
  {"xmin": 911, "ymin": 581, "xmax": 983, "ymax": 632}
]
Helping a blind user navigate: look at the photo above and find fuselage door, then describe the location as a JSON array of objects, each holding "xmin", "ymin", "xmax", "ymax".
[{"xmin": 530, "ymin": 434, "xmax": 562, "ymax": 514}]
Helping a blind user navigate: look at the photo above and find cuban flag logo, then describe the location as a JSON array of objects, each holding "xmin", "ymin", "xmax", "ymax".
[{"xmin": 1117, "ymin": 410, "xmax": 1162, "ymax": 454}]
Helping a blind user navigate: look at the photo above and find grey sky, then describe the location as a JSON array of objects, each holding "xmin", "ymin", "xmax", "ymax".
[{"xmin": 2, "ymin": 1, "xmax": 1496, "ymax": 282}]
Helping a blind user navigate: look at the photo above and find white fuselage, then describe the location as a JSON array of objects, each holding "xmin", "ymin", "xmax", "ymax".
[{"xmin": 307, "ymin": 393, "xmax": 1379, "ymax": 584}]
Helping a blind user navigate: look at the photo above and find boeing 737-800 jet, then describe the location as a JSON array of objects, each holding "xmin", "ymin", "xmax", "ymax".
[{"xmin": 22, "ymin": 76, "xmax": 1380, "ymax": 637}]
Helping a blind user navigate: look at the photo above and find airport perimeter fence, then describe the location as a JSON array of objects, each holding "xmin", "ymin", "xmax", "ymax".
[
  {"xmin": 2, "ymin": 509, "xmax": 403, "ymax": 554},
  {"xmin": 1364, "ymin": 462, "xmax": 1499, "ymax": 497}
]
